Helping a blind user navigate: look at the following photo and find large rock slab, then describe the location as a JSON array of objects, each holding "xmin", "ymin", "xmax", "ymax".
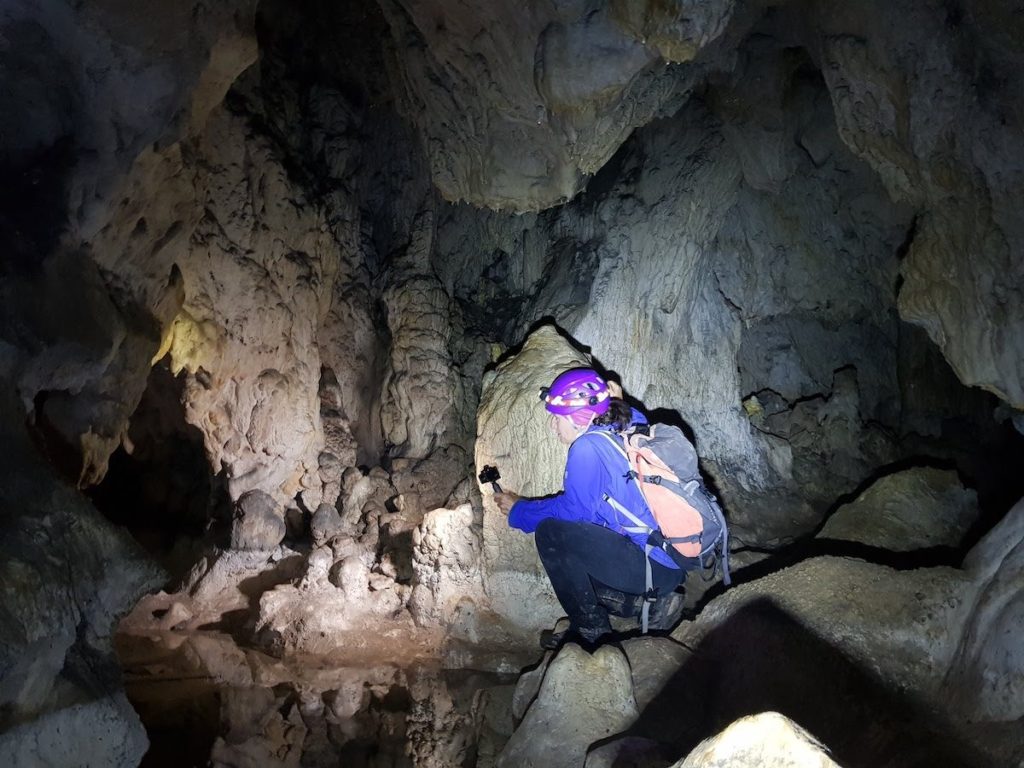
[
  {"xmin": 475, "ymin": 325, "xmax": 592, "ymax": 633},
  {"xmin": 497, "ymin": 644, "xmax": 638, "ymax": 768},
  {"xmin": 817, "ymin": 467, "xmax": 980, "ymax": 551}
]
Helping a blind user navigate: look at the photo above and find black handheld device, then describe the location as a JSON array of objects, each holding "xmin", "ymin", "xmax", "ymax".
[{"xmin": 478, "ymin": 465, "xmax": 502, "ymax": 493}]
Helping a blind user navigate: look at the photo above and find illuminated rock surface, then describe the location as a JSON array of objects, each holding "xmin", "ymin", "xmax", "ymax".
[
  {"xmin": 818, "ymin": 467, "xmax": 980, "ymax": 551},
  {"xmin": 675, "ymin": 712, "xmax": 839, "ymax": 768},
  {"xmin": 2, "ymin": 0, "xmax": 1024, "ymax": 765}
]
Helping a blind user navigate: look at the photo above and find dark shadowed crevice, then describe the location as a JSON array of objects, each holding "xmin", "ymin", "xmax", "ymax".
[{"xmin": 88, "ymin": 358, "xmax": 231, "ymax": 579}]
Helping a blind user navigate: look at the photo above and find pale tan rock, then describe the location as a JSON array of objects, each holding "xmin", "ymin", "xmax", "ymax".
[
  {"xmin": 475, "ymin": 325, "xmax": 593, "ymax": 632},
  {"xmin": 497, "ymin": 644, "xmax": 638, "ymax": 768},
  {"xmin": 157, "ymin": 601, "xmax": 193, "ymax": 631},
  {"xmin": 340, "ymin": 468, "xmax": 396, "ymax": 532},
  {"xmin": 818, "ymin": 468, "xmax": 979, "ymax": 551},
  {"xmin": 676, "ymin": 712, "xmax": 838, "ymax": 768},
  {"xmin": 410, "ymin": 504, "xmax": 481, "ymax": 626},
  {"xmin": 380, "ymin": 210, "xmax": 469, "ymax": 460},
  {"xmin": 169, "ymin": 105, "xmax": 337, "ymax": 506}
]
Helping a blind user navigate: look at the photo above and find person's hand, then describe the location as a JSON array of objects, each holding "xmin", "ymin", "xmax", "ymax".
[
  {"xmin": 607, "ymin": 380, "xmax": 623, "ymax": 399},
  {"xmin": 493, "ymin": 491, "xmax": 520, "ymax": 515}
]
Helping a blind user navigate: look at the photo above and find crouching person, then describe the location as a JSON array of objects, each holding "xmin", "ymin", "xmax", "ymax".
[{"xmin": 493, "ymin": 368, "xmax": 696, "ymax": 650}]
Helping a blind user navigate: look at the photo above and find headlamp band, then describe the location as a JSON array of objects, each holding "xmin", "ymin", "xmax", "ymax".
[{"xmin": 545, "ymin": 389, "xmax": 610, "ymax": 408}]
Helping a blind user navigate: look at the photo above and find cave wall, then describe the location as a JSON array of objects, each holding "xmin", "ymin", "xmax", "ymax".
[
  {"xmin": 2, "ymin": 0, "xmax": 1024, "ymax": 762},
  {"xmin": 432, "ymin": 1, "xmax": 1024, "ymax": 542}
]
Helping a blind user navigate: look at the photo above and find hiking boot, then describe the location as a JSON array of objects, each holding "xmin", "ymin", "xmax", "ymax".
[
  {"xmin": 646, "ymin": 589, "xmax": 686, "ymax": 632},
  {"xmin": 539, "ymin": 625, "xmax": 608, "ymax": 653}
]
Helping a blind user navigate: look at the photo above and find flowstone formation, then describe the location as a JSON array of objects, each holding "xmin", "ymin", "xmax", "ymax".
[{"xmin": 377, "ymin": 0, "xmax": 736, "ymax": 211}]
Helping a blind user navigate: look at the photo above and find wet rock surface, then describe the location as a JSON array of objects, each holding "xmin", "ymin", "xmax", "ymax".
[{"xmin": 116, "ymin": 631, "xmax": 515, "ymax": 768}]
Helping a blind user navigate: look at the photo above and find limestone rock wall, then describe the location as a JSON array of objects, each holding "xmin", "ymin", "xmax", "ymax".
[
  {"xmin": 440, "ymin": 55, "xmax": 916, "ymax": 541},
  {"xmin": 439, "ymin": 5, "xmax": 1024, "ymax": 544},
  {"xmin": 165, "ymin": 93, "xmax": 338, "ymax": 508},
  {"xmin": 0, "ymin": 387, "xmax": 164, "ymax": 764},
  {"xmin": 375, "ymin": 0, "xmax": 733, "ymax": 211},
  {"xmin": 1, "ymin": 0, "xmax": 258, "ymax": 487},
  {"xmin": 475, "ymin": 326, "xmax": 594, "ymax": 632},
  {"xmin": 813, "ymin": 0, "xmax": 1024, "ymax": 409}
]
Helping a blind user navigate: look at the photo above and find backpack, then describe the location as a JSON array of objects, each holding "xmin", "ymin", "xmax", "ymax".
[{"xmin": 593, "ymin": 424, "xmax": 731, "ymax": 631}]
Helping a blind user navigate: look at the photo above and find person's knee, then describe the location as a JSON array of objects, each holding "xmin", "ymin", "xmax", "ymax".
[{"xmin": 535, "ymin": 517, "xmax": 570, "ymax": 557}]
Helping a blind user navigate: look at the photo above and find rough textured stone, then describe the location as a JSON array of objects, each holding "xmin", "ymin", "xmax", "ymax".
[
  {"xmin": 166, "ymin": 95, "xmax": 337, "ymax": 505},
  {"xmin": 475, "ymin": 325, "xmax": 593, "ymax": 632},
  {"xmin": 0, "ymin": 694, "xmax": 151, "ymax": 768},
  {"xmin": 380, "ymin": 209, "xmax": 470, "ymax": 460},
  {"xmin": 945, "ymin": 497, "xmax": 1024, "ymax": 721},
  {"xmin": 818, "ymin": 468, "xmax": 980, "ymax": 551},
  {"xmin": 230, "ymin": 490, "xmax": 286, "ymax": 551},
  {"xmin": 0, "ymin": 387, "xmax": 164, "ymax": 765},
  {"xmin": 813, "ymin": 0, "xmax": 1024, "ymax": 409},
  {"xmin": 497, "ymin": 644, "xmax": 638, "ymax": 768},
  {"xmin": 410, "ymin": 504, "xmax": 481, "ymax": 626},
  {"xmin": 1, "ymin": 0, "xmax": 257, "ymax": 487},
  {"xmin": 310, "ymin": 503, "xmax": 344, "ymax": 547},
  {"xmin": 376, "ymin": 0, "xmax": 723, "ymax": 211},
  {"xmin": 676, "ymin": 711, "xmax": 839, "ymax": 768},
  {"xmin": 682, "ymin": 557, "xmax": 972, "ymax": 701}
]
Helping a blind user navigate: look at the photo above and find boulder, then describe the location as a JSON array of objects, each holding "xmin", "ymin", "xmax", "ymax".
[
  {"xmin": 944, "ymin": 497, "xmax": 1024, "ymax": 721},
  {"xmin": 231, "ymin": 490, "xmax": 286, "ymax": 551},
  {"xmin": 310, "ymin": 503, "xmax": 344, "ymax": 547},
  {"xmin": 497, "ymin": 644, "xmax": 638, "ymax": 768},
  {"xmin": 0, "ymin": 694, "xmax": 151, "ymax": 768},
  {"xmin": 818, "ymin": 467, "xmax": 980, "ymax": 551},
  {"xmin": 676, "ymin": 711, "xmax": 839, "ymax": 768}
]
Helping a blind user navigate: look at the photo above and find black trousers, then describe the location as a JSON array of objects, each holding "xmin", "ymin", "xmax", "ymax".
[{"xmin": 534, "ymin": 517, "xmax": 686, "ymax": 633}]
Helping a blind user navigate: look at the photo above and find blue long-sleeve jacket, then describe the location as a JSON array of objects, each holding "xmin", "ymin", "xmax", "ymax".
[{"xmin": 508, "ymin": 410, "xmax": 678, "ymax": 569}]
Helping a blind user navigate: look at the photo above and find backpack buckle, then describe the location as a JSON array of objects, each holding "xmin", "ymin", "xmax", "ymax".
[{"xmin": 648, "ymin": 475, "xmax": 663, "ymax": 485}]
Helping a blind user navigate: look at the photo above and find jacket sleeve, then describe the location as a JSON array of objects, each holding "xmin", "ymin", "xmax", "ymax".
[{"xmin": 507, "ymin": 437, "xmax": 611, "ymax": 533}]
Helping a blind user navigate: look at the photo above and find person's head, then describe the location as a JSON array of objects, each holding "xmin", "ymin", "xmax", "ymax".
[{"xmin": 541, "ymin": 368, "xmax": 611, "ymax": 444}]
